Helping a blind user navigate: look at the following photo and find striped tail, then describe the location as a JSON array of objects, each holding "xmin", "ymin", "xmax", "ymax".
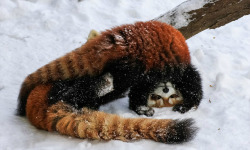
[
  {"xmin": 17, "ymin": 29, "xmax": 126, "ymax": 116},
  {"xmin": 17, "ymin": 47, "xmax": 89, "ymax": 116},
  {"xmin": 26, "ymin": 85, "xmax": 197, "ymax": 143},
  {"xmin": 17, "ymin": 29, "xmax": 102, "ymax": 116}
]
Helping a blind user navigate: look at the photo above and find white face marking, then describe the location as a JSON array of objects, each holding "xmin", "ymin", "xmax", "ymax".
[
  {"xmin": 147, "ymin": 82, "xmax": 183, "ymax": 107},
  {"xmin": 154, "ymin": 82, "xmax": 176, "ymax": 98},
  {"xmin": 97, "ymin": 73, "xmax": 114, "ymax": 97},
  {"xmin": 169, "ymin": 98, "xmax": 174, "ymax": 105},
  {"xmin": 148, "ymin": 99, "xmax": 156, "ymax": 106},
  {"xmin": 159, "ymin": 99, "xmax": 164, "ymax": 106}
]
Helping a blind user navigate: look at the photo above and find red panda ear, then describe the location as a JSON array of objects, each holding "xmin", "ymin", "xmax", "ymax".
[{"xmin": 87, "ymin": 30, "xmax": 100, "ymax": 41}]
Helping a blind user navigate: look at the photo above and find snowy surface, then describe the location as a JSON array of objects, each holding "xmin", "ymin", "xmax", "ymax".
[{"xmin": 0, "ymin": 0, "xmax": 250, "ymax": 150}]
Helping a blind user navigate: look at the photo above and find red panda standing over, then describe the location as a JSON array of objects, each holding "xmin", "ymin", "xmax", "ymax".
[{"xmin": 17, "ymin": 21, "xmax": 202, "ymax": 143}]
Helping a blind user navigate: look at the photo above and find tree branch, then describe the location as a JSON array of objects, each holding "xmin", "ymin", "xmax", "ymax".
[{"xmin": 154, "ymin": 0, "xmax": 250, "ymax": 39}]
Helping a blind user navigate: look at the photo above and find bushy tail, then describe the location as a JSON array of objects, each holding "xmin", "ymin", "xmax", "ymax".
[
  {"xmin": 17, "ymin": 28, "xmax": 125, "ymax": 116},
  {"xmin": 17, "ymin": 29, "xmax": 102, "ymax": 116},
  {"xmin": 17, "ymin": 47, "xmax": 89, "ymax": 116},
  {"xmin": 26, "ymin": 85, "xmax": 197, "ymax": 143}
]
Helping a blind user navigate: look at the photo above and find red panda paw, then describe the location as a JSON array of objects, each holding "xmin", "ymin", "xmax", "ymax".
[
  {"xmin": 135, "ymin": 106, "xmax": 155, "ymax": 116},
  {"xmin": 172, "ymin": 104, "xmax": 192, "ymax": 114}
]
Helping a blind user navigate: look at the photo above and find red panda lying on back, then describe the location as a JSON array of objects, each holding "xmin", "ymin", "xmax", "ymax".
[{"xmin": 17, "ymin": 21, "xmax": 202, "ymax": 143}]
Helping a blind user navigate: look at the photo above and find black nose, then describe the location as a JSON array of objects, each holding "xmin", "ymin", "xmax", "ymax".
[{"xmin": 163, "ymin": 87, "xmax": 169, "ymax": 93}]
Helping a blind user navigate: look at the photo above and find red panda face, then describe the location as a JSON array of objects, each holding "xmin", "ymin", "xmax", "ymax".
[{"xmin": 147, "ymin": 82, "xmax": 183, "ymax": 108}]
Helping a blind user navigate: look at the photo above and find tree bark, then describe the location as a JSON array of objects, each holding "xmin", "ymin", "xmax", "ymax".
[{"xmin": 154, "ymin": 0, "xmax": 250, "ymax": 39}]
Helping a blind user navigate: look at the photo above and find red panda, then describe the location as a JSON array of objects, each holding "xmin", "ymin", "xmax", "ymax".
[{"xmin": 17, "ymin": 21, "xmax": 202, "ymax": 143}]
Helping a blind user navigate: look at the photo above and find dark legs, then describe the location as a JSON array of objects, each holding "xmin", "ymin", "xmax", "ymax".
[
  {"xmin": 172, "ymin": 65, "xmax": 203, "ymax": 113},
  {"xmin": 128, "ymin": 79, "xmax": 156, "ymax": 116}
]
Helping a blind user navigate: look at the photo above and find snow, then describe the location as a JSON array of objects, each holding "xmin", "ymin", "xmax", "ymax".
[{"xmin": 0, "ymin": 0, "xmax": 250, "ymax": 150}]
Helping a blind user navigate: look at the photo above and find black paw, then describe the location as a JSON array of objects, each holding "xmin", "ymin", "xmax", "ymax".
[
  {"xmin": 135, "ymin": 106, "xmax": 155, "ymax": 116},
  {"xmin": 173, "ymin": 104, "xmax": 191, "ymax": 114}
]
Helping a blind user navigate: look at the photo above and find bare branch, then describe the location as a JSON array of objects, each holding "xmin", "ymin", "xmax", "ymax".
[{"xmin": 155, "ymin": 0, "xmax": 250, "ymax": 39}]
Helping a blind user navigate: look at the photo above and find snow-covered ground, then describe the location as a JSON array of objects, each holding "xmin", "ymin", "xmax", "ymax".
[{"xmin": 0, "ymin": 0, "xmax": 250, "ymax": 149}]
